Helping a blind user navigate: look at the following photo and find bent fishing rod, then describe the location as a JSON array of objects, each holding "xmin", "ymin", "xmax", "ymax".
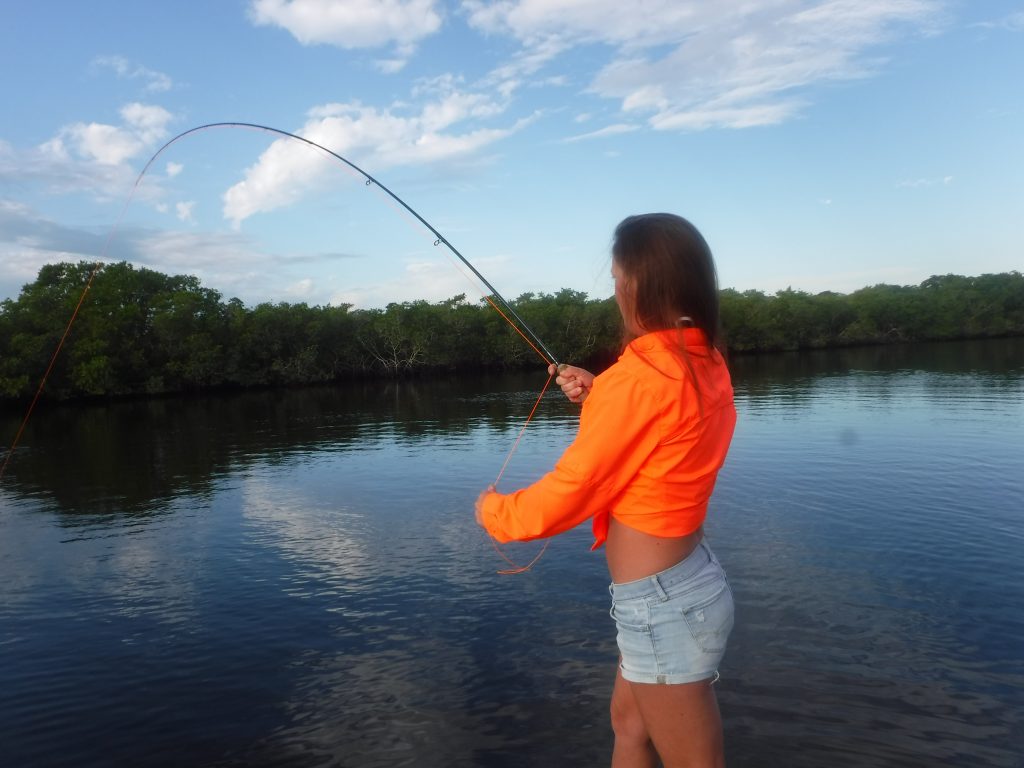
[{"xmin": 142, "ymin": 122, "xmax": 560, "ymax": 367}]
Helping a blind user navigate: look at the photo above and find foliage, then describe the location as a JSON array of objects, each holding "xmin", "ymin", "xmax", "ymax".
[
  {"xmin": 1, "ymin": 262, "xmax": 1022, "ymax": 401},
  {"xmin": 720, "ymin": 273, "xmax": 1024, "ymax": 352}
]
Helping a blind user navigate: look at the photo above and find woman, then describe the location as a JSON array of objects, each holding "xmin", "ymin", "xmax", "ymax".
[{"xmin": 476, "ymin": 213, "xmax": 737, "ymax": 767}]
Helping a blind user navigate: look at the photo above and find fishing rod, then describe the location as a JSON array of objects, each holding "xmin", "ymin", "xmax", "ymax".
[
  {"xmin": 141, "ymin": 122, "xmax": 560, "ymax": 367},
  {"xmin": 0, "ymin": 122, "xmax": 564, "ymax": 488}
]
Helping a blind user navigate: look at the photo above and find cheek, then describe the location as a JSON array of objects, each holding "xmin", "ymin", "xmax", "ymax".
[
  {"xmin": 614, "ymin": 285, "xmax": 629, "ymax": 319},
  {"xmin": 615, "ymin": 287, "xmax": 639, "ymax": 331},
  {"xmin": 613, "ymin": 273, "xmax": 629, "ymax": 306},
  {"xmin": 614, "ymin": 278, "xmax": 630, "ymax": 309}
]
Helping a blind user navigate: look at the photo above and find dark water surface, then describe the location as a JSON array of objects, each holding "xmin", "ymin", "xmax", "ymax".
[{"xmin": 1, "ymin": 339, "xmax": 1022, "ymax": 767}]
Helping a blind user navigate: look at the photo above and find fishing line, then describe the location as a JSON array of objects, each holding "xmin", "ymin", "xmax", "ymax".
[
  {"xmin": 489, "ymin": 371, "xmax": 555, "ymax": 575},
  {"xmin": 1, "ymin": 122, "xmax": 560, "ymax": 573},
  {"xmin": 0, "ymin": 179, "xmax": 142, "ymax": 483}
]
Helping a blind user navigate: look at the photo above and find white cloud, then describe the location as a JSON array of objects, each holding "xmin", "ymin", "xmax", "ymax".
[
  {"xmin": 35, "ymin": 136, "xmax": 68, "ymax": 161},
  {"xmin": 562, "ymin": 123, "xmax": 639, "ymax": 142},
  {"xmin": 132, "ymin": 230, "xmax": 289, "ymax": 302},
  {"xmin": 93, "ymin": 55, "xmax": 174, "ymax": 93},
  {"xmin": 464, "ymin": 0, "xmax": 706, "ymax": 47},
  {"xmin": 121, "ymin": 103, "xmax": 173, "ymax": 144},
  {"xmin": 285, "ymin": 277, "xmax": 315, "ymax": 297},
  {"xmin": 0, "ymin": 197, "xmax": 260, "ymax": 299},
  {"xmin": 374, "ymin": 57, "xmax": 408, "ymax": 74},
  {"xmin": 249, "ymin": 0, "xmax": 442, "ymax": 49},
  {"xmin": 138, "ymin": 230, "xmax": 262, "ymax": 271},
  {"xmin": 534, "ymin": 74, "xmax": 569, "ymax": 88},
  {"xmin": 896, "ymin": 175, "xmax": 953, "ymax": 188},
  {"xmin": 465, "ymin": 0, "xmax": 944, "ymax": 131},
  {"xmin": 650, "ymin": 103, "xmax": 802, "ymax": 131},
  {"xmin": 0, "ymin": 201, "xmax": 378, "ymax": 306},
  {"xmin": 0, "ymin": 201, "xmax": 114, "ymax": 299},
  {"xmin": 0, "ymin": 103, "xmax": 175, "ymax": 201},
  {"xmin": 63, "ymin": 122, "xmax": 143, "ymax": 167},
  {"xmin": 223, "ymin": 88, "xmax": 529, "ymax": 226},
  {"xmin": 329, "ymin": 254, "xmax": 507, "ymax": 308},
  {"xmin": 482, "ymin": 35, "xmax": 569, "ymax": 92},
  {"xmin": 166, "ymin": 162, "xmax": 183, "ymax": 177},
  {"xmin": 0, "ymin": 242, "xmax": 67, "ymax": 300},
  {"xmin": 621, "ymin": 85, "xmax": 668, "ymax": 113},
  {"xmin": 971, "ymin": 10, "xmax": 1024, "ymax": 31},
  {"xmin": 176, "ymin": 201, "xmax": 196, "ymax": 222},
  {"xmin": 48, "ymin": 104, "xmax": 170, "ymax": 169},
  {"xmin": 1, "ymin": 134, "xmax": 133, "ymax": 200}
]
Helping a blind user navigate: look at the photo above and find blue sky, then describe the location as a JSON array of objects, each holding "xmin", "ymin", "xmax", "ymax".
[{"xmin": 1, "ymin": 0, "xmax": 1021, "ymax": 309}]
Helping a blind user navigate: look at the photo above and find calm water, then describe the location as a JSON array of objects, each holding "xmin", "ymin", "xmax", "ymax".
[{"xmin": 1, "ymin": 339, "xmax": 1022, "ymax": 767}]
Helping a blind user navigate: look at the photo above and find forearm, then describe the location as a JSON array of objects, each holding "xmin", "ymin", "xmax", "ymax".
[{"xmin": 480, "ymin": 468, "xmax": 602, "ymax": 543}]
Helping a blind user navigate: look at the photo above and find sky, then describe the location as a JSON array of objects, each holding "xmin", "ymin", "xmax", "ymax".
[{"xmin": 1, "ymin": 0, "xmax": 1022, "ymax": 310}]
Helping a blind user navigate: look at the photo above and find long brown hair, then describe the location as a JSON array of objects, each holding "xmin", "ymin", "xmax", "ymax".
[
  {"xmin": 612, "ymin": 213, "xmax": 724, "ymax": 412},
  {"xmin": 612, "ymin": 212, "xmax": 722, "ymax": 349}
]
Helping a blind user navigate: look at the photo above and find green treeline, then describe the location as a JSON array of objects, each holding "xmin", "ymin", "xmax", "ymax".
[{"xmin": 1, "ymin": 261, "xmax": 1022, "ymax": 401}]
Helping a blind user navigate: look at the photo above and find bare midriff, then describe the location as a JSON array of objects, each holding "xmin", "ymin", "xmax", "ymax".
[{"xmin": 605, "ymin": 517, "xmax": 704, "ymax": 584}]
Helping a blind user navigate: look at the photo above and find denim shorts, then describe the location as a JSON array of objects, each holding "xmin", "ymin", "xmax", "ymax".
[{"xmin": 609, "ymin": 540, "xmax": 734, "ymax": 685}]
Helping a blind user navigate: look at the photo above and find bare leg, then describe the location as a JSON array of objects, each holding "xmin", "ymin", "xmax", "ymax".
[
  {"xmin": 610, "ymin": 665, "xmax": 658, "ymax": 768},
  {"xmin": 628, "ymin": 675, "xmax": 725, "ymax": 768}
]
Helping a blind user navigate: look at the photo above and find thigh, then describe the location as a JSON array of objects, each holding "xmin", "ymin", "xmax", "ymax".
[
  {"xmin": 628, "ymin": 678, "xmax": 725, "ymax": 768},
  {"xmin": 610, "ymin": 665, "xmax": 659, "ymax": 768}
]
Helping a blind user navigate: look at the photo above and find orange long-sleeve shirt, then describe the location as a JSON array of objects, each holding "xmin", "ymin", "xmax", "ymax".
[{"xmin": 479, "ymin": 327, "xmax": 736, "ymax": 550}]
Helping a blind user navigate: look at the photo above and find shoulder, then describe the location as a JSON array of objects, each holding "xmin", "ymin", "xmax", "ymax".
[
  {"xmin": 587, "ymin": 346, "xmax": 671, "ymax": 419},
  {"xmin": 603, "ymin": 334, "xmax": 688, "ymax": 390},
  {"xmin": 593, "ymin": 348, "xmax": 657, "ymax": 393}
]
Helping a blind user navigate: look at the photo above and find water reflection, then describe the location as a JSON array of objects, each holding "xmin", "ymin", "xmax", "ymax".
[{"xmin": 1, "ymin": 338, "xmax": 1022, "ymax": 767}]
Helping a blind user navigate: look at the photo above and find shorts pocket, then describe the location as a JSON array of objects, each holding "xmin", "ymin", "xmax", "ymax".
[
  {"xmin": 682, "ymin": 581, "xmax": 734, "ymax": 654},
  {"xmin": 610, "ymin": 596, "xmax": 651, "ymax": 634}
]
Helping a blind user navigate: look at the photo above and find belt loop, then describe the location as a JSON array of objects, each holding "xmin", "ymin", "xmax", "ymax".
[{"xmin": 652, "ymin": 574, "xmax": 670, "ymax": 602}]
